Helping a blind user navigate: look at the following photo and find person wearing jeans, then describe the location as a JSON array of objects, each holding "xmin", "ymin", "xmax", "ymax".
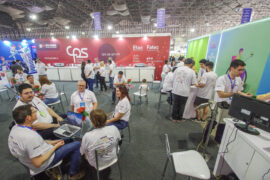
[
  {"xmin": 171, "ymin": 58, "xmax": 196, "ymax": 122},
  {"xmin": 99, "ymin": 61, "xmax": 107, "ymax": 91},
  {"xmin": 8, "ymin": 105, "xmax": 84, "ymax": 179},
  {"xmin": 108, "ymin": 60, "xmax": 114, "ymax": 88},
  {"xmin": 84, "ymin": 59, "xmax": 95, "ymax": 92}
]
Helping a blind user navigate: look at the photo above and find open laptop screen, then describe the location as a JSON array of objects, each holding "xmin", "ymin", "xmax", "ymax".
[{"xmin": 67, "ymin": 111, "xmax": 83, "ymax": 127}]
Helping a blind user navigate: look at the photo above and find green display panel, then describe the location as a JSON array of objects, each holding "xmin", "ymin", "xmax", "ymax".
[
  {"xmin": 186, "ymin": 36, "xmax": 209, "ymax": 71},
  {"xmin": 215, "ymin": 19, "xmax": 270, "ymax": 94}
]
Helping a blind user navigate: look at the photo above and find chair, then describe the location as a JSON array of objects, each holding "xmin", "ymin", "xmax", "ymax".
[
  {"xmin": 57, "ymin": 84, "xmax": 69, "ymax": 105},
  {"xmin": 158, "ymin": 90, "xmax": 172, "ymax": 112},
  {"xmin": 47, "ymin": 99, "xmax": 65, "ymax": 113},
  {"xmin": 161, "ymin": 134, "xmax": 210, "ymax": 180},
  {"xmin": 133, "ymin": 87, "xmax": 148, "ymax": 105},
  {"xmin": 151, "ymin": 74, "xmax": 161, "ymax": 90},
  {"xmin": 94, "ymin": 140, "xmax": 122, "ymax": 180},
  {"xmin": 0, "ymin": 87, "xmax": 9, "ymax": 102}
]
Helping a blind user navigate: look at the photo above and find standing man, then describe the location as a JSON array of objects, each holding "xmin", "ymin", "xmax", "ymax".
[
  {"xmin": 112, "ymin": 71, "xmax": 126, "ymax": 104},
  {"xmin": 171, "ymin": 58, "xmax": 197, "ymax": 122},
  {"xmin": 10, "ymin": 61, "xmax": 23, "ymax": 77},
  {"xmin": 70, "ymin": 80, "xmax": 98, "ymax": 114},
  {"xmin": 93, "ymin": 58, "xmax": 100, "ymax": 88},
  {"xmin": 25, "ymin": 74, "xmax": 41, "ymax": 88},
  {"xmin": 36, "ymin": 58, "xmax": 47, "ymax": 78},
  {"xmin": 108, "ymin": 60, "xmax": 115, "ymax": 89},
  {"xmin": 161, "ymin": 60, "xmax": 170, "ymax": 84},
  {"xmin": 84, "ymin": 59, "xmax": 95, "ymax": 91},
  {"xmin": 194, "ymin": 61, "xmax": 218, "ymax": 121},
  {"xmin": 14, "ymin": 69, "xmax": 27, "ymax": 85},
  {"xmin": 176, "ymin": 56, "xmax": 185, "ymax": 67},
  {"xmin": 198, "ymin": 59, "xmax": 207, "ymax": 80}
]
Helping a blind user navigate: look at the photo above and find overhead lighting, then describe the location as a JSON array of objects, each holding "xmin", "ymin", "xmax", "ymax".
[
  {"xmin": 107, "ymin": 25, "xmax": 113, "ymax": 30},
  {"xmin": 82, "ymin": 32, "xmax": 85, "ymax": 35},
  {"xmin": 31, "ymin": 39, "xmax": 35, "ymax": 43},
  {"xmin": 51, "ymin": 36, "xmax": 56, "ymax": 41},
  {"xmin": 65, "ymin": 26, "xmax": 70, "ymax": 30},
  {"xmin": 50, "ymin": 32, "xmax": 54, "ymax": 35},
  {"xmin": 181, "ymin": 34, "xmax": 186, "ymax": 37},
  {"xmin": 153, "ymin": 30, "xmax": 156, "ymax": 33},
  {"xmin": 94, "ymin": 35, "xmax": 99, "ymax": 39},
  {"xmin": 154, "ymin": 23, "xmax": 157, "ymax": 27},
  {"xmin": 26, "ymin": 28, "xmax": 31, "ymax": 32},
  {"xmin": 190, "ymin": 28, "xmax": 195, "ymax": 32},
  {"xmin": 21, "ymin": 40, "xmax": 28, "ymax": 46},
  {"xmin": 72, "ymin": 35, "xmax": 77, "ymax": 39},
  {"xmin": 206, "ymin": 23, "xmax": 210, "ymax": 26},
  {"xmin": 29, "ymin": 14, "xmax": 37, "ymax": 20},
  {"xmin": 116, "ymin": 31, "xmax": 119, "ymax": 34},
  {"xmin": 3, "ymin": 40, "xmax": 11, "ymax": 46},
  {"xmin": 66, "ymin": 35, "xmax": 70, "ymax": 39}
]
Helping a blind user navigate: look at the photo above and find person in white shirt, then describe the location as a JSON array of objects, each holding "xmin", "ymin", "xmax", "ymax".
[
  {"xmin": 176, "ymin": 56, "xmax": 185, "ymax": 67},
  {"xmin": 25, "ymin": 74, "xmax": 41, "ymax": 88},
  {"xmin": 171, "ymin": 58, "xmax": 197, "ymax": 122},
  {"xmin": 161, "ymin": 67, "xmax": 177, "ymax": 104},
  {"xmin": 135, "ymin": 79, "xmax": 149, "ymax": 103},
  {"xmin": 161, "ymin": 60, "xmax": 170, "ymax": 84},
  {"xmin": 35, "ymin": 58, "xmax": 47, "ymax": 77},
  {"xmin": 197, "ymin": 59, "xmax": 207, "ymax": 80},
  {"xmin": 107, "ymin": 85, "xmax": 131, "ymax": 129},
  {"xmin": 99, "ymin": 61, "xmax": 107, "ymax": 91},
  {"xmin": 169, "ymin": 60, "xmax": 176, "ymax": 71},
  {"xmin": 108, "ymin": 60, "xmax": 115, "ymax": 89},
  {"xmin": 80, "ymin": 109, "xmax": 120, "ymax": 179},
  {"xmin": 93, "ymin": 58, "xmax": 100, "ymax": 88},
  {"xmin": 14, "ymin": 83, "xmax": 63, "ymax": 139},
  {"xmin": 84, "ymin": 59, "xmax": 95, "ymax": 91},
  {"xmin": 70, "ymin": 80, "xmax": 98, "ymax": 114},
  {"xmin": 14, "ymin": 69, "xmax": 27, "ymax": 85},
  {"xmin": 9, "ymin": 105, "xmax": 84, "ymax": 179},
  {"xmin": 39, "ymin": 76, "xmax": 59, "ymax": 105},
  {"xmin": 194, "ymin": 61, "xmax": 218, "ymax": 121},
  {"xmin": 112, "ymin": 71, "xmax": 126, "ymax": 104}
]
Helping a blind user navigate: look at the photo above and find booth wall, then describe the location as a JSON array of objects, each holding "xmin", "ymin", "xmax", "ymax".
[
  {"xmin": 186, "ymin": 36, "xmax": 209, "ymax": 71},
  {"xmin": 36, "ymin": 36, "xmax": 170, "ymax": 80},
  {"xmin": 206, "ymin": 33, "xmax": 222, "ymax": 67},
  {"xmin": 215, "ymin": 19, "xmax": 270, "ymax": 94}
]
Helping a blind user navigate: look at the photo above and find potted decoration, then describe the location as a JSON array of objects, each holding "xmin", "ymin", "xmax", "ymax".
[{"xmin": 77, "ymin": 107, "xmax": 89, "ymax": 121}]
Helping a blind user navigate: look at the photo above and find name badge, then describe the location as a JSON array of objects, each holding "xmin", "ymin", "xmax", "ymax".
[
  {"xmin": 80, "ymin": 102, "xmax": 86, "ymax": 107},
  {"xmin": 40, "ymin": 111, "xmax": 47, "ymax": 117}
]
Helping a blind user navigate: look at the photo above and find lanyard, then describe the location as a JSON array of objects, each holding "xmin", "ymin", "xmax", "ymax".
[
  {"xmin": 227, "ymin": 74, "xmax": 236, "ymax": 91},
  {"xmin": 78, "ymin": 91, "xmax": 85, "ymax": 101},
  {"xmin": 17, "ymin": 125, "xmax": 35, "ymax": 131}
]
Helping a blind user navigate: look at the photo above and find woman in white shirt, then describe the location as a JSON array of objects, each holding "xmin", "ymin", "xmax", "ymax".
[
  {"xmin": 99, "ymin": 61, "xmax": 107, "ymax": 91},
  {"xmin": 106, "ymin": 85, "xmax": 131, "ymax": 129},
  {"xmin": 39, "ymin": 76, "xmax": 59, "ymax": 105},
  {"xmin": 80, "ymin": 109, "xmax": 120, "ymax": 179}
]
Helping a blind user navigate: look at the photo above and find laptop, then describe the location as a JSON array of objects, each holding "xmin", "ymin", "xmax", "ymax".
[{"xmin": 54, "ymin": 111, "xmax": 83, "ymax": 138}]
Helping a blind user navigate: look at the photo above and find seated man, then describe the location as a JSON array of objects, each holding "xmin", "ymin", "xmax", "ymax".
[
  {"xmin": 14, "ymin": 83, "xmax": 63, "ymax": 139},
  {"xmin": 8, "ymin": 105, "xmax": 84, "ymax": 179},
  {"xmin": 14, "ymin": 69, "xmax": 27, "ymax": 85},
  {"xmin": 25, "ymin": 74, "xmax": 41, "ymax": 88},
  {"xmin": 70, "ymin": 80, "xmax": 98, "ymax": 114},
  {"xmin": 80, "ymin": 109, "xmax": 120, "ymax": 179}
]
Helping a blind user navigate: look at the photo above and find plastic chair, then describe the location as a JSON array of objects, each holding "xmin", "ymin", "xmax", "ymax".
[
  {"xmin": 94, "ymin": 140, "xmax": 122, "ymax": 180},
  {"xmin": 133, "ymin": 87, "xmax": 148, "ymax": 105},
  {"xmin": 161, "ymin": 134, "xmax": 210, "ymax": 180},
  {"xmin": 56, "ymin": 84, "xmax": 69, "ymax": 105},
  {"xmin": 151, "ymin": 74, "xmax": 161, "ymax": 90},
  {"xmin": 158, "ymin": 90, "xmax": 172, "ymax": 112},
  {"xmin": 47, "ymin": 99, "xmax": 65, "ymax": 113}
]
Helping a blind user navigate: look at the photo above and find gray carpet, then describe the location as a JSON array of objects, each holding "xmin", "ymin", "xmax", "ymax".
[{"xmin": 0, "ymin": 82, "xmax": 219, "ymax": 180}]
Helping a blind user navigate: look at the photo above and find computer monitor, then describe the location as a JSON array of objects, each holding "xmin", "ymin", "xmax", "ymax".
[{"xmin": 229, "ymin": 94, "xmax": 270, "ymax": 135}]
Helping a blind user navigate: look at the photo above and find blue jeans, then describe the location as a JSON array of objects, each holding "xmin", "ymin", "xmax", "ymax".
[
  {"xmin": 48, "ymin": 141, "xmax": 81, "ymax": 175},
  {"xmin": 107, "ymin": 120, "xmax": 128, "ymax": 130},
  {"xmin": 95, "ymin": 74, "xmax": 99, "ymax": 87},
  {"xmin": 87, "ymin": 78, "xmax": 94, "ymax": 91},
  {"xmin": 43, "ymin": 97, "xmax": 60, "ymax": 105},
  {"xmin": 109, "ymin": 77, "xmax": 114, "ymax": 88}
]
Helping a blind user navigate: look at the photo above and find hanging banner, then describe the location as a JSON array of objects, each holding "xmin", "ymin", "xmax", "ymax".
[
  {"xmin": 36, "ymin": 36, "xmax": 170, "ymax": 80},
  {"xmin": 241, "ymin": 8, "xmax": 252, "ymax": 24},
  {"xmin": 157, "ymin": 8, "xmax": 165, "ymax": 28},
  {"xmin": 206, "ymin": 33, "xmax": 221, "ymax": 65},
  {"xmin": 93, "ymin": 12, "xmax": 102, "ymax": 30}
]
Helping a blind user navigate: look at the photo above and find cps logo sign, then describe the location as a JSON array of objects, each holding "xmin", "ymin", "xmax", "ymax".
[{"xmin": 66, "ymin": 45, "xmax": 88, "ymax": 63}]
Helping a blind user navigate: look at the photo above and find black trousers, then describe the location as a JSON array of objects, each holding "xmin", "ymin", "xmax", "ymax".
[
  {"xmin": 172, "ymin": 94, "xmax": 188, "ymax": 120},
  {"xmin": 99, "ymin": 76, "xmax": 107, "ymax": 91}
]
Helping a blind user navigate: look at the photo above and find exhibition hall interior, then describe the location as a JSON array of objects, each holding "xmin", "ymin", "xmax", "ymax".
[{"xmin": 1, "ymin": 0, "xmax": 270, "ymax": 179}]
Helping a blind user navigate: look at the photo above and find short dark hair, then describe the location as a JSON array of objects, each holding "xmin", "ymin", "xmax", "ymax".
[
  {"xmin": 178, "ymin": 56, "xmax": 185, "ymax": 61},
  {"xmin": 16, "ymin": 60, "xmax": 20, "ymax": 62},
  {"xmin": 108, "ymin": 60, "xmax": 112, "ymax": 64},
  {"xmin": 90, "ymin": 109, "xmax": 107, "ymax": 128},
  {"xmin": 11, "ymin": 61, "xmax": 16, "ymax": 65},
  {"xmin": 199, "ymin": 59, "xmax": 207, "ymax": 64},
  {"xmin": 184, "ymin": 58, "xmax": 194, "ymax": 65},
  {"xmin": 142, "ymin": 79, "xmax": 147, "ymax": 83},
  {"xmin": 206, "ymin": 61, "xmax": 214, "ymax": 69},
  {"xmin": 18, "ymin": 83, "xmax": 32, "ymax": 94},
  {"xmin": 118, "ymin": 71, "xmax": 123, "ymax": 75},
  {"xmin": 164, "ymin": 60, "xmax": 168, "ymax": 64},
  {"xmin": 87, "ymin": 59, "xmax": 91, "ymax": 63},
  {"xmin": 12, "ymin": 105, "xmax": 32, "ymax": 124},
  {"xmin": 230, "ymin": 59, "xmax": 246, "ymax": 69},
  {"xmin": 27, "ymin": 74, "xmax": 33, "ymax": 79}
]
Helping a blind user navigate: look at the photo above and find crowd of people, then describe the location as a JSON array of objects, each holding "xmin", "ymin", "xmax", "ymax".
[{"xmin": 6, "ymin": 56, "xmax": 270, "ymax": 180}]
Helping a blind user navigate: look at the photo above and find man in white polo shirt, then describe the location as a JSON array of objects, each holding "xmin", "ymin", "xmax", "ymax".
[
  {"xmin": 112, "ymin": 71, "xmax": 126, "ymax": 104},
  {"xmin": 108, "ymin": 60, "xmax": 115, "ymax": 89},
  {"xmin": 35, "ymin": 58, "xmax": 47, "ymax": 78},
  {"xmin": 171, "ymin": 58, "xmax": 196, "ymax": 122},
  {"xmin": 14, "ymin": 83, "xmax": 63, "ymax": 139},
  {"xmin": 70, "ymin": 80, "xmax": 98, "ymax": 114},
  {"xmin": 194, "ymin": 61, "xmax": 218, "ymax": 121},
  {"xmin": 84, "ymin": 59, "xmax": 95, "ymax": 91},
  {"xmin": 9, "ymin": 105, "xmax": 83, "ymax": 179}
]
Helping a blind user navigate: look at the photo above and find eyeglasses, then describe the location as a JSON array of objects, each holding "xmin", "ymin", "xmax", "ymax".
[{"xmin": 23, "ymin": 91, "xmax": 34, "ymax": 95}]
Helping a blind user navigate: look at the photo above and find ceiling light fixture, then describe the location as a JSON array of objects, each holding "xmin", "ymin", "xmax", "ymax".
[
  {"xmin": 26, "ymin": 28, "xmax": 31, "ymax": 32},
  {"xmin": 65, "ymin": 26, "xmax": 70, "ymax": 30},
  {"xmin": 72, "ymin": 35, "xmax": 77, "ymax": 39},
  {"xmin": 93, "ymin": 35, "xmax": 99, "ymax": 39},
  {"xmin": 50, "ymin": 32, "xmax": 54, "ymax": 35},
  {"xmin": 107, "ymin": 25, "xmax": 113, "ymax": 30},
  {"xmin": 51, "ymin": 36, "xmax": 56, "ymax": 41},
  {"xmin": 82, "ymin": 32, "xmax": 85, "ymax": 35},
  {"xmin": 154, "ymin": 23, "xmax": 157, "ymax": 27},
  {"xmin": 29, "ymin": 14, "xmax": 37, "ymax": 20},
  {"xmin": 116, "ymin": 31, "xmax": 119, "ymax": 34},
  {"xmin": 66, "ymin": 35, "xmax": 70, "ymax": 39},
  {"xmin": 190, "ymin": 28, "xmax": 195, "ymax": 32}
]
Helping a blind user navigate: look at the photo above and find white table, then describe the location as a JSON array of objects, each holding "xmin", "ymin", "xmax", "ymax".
[{"xmin": 213, "ymin": 118, "xmax": 270, "ymax": 180}]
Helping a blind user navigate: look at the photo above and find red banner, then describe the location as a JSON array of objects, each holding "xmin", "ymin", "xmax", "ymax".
[{"xmin": 36, "ymin": 36, "xmax": 170, "ymax": 80}]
